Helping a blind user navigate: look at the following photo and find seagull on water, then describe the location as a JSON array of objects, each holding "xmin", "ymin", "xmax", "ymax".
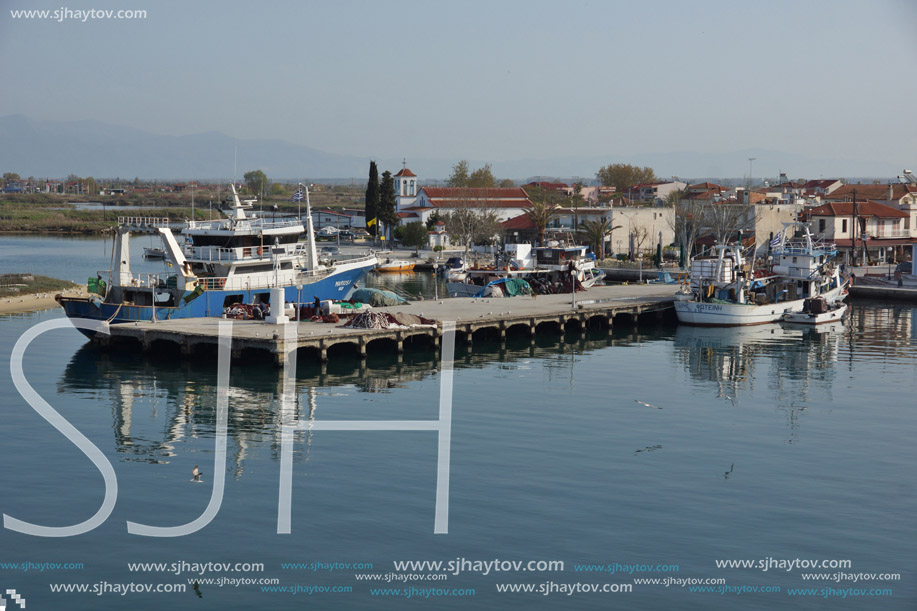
[{"xmin": 191, "ymin": 465, "xmax": 203, "ymax": 482}]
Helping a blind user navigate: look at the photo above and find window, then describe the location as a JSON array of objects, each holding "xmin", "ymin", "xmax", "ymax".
[
  {"xmin": 818, "ymin": 219, "xmax": 825, "ymax": 233},
  {"xmin": 842, "ymin": 219, "xmax": 848, "ymax": 234}
]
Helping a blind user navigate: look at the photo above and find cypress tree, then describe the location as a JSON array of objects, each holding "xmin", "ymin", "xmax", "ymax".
[
  {"xmin": 365, "ymin": 161, "xmax": 380, "ymax": 237},
  {"xmin": 379, "ymin": 170, "xmax": 398, "ymax": 240}
]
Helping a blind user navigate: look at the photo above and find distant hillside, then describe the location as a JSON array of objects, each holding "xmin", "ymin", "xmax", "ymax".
[
  {"xmin": 0, "ymin": 115, "xmax": 904, "ymax": 181},
  {"xmin": 0, "ymin": 115, "xmax": 371, "ymax": 179}
]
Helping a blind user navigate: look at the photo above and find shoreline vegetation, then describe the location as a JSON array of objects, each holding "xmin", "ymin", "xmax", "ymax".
[
  {"xmin": 0, "ymin": 274, "xmax": 85, "ymax": 315},
  {"xmin": 0, "ymin": 187, "xmax": 363, "ymax": 234}
]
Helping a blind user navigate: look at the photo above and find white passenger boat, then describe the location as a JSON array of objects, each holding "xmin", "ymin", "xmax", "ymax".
[{"xmin": 674, "ymin": 222, "xmax": 847, "ymax": 326}]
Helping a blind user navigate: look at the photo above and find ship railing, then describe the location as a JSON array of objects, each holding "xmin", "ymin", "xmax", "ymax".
[
  {"xmin": 197, "ymin": 269, "xmax": 333, "ymax": 291},
  {"xmin": 118, "ymin": 216, "xmax": 171, "ymax": 229},
  {"xmin": 186, "ymin": 245, "xmax": 300, "ymax": 262}
]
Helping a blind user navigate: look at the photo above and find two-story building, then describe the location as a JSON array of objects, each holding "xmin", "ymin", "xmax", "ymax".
[
  {"xmin": 623, "ymin": 181, "xmax": 687, "ymax": 205},
  {"xmin": 803, "ymin": 200, "xmax": 914, "ymax": 264}
]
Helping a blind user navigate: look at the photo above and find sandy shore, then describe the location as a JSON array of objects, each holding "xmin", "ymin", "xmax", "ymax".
[{"xmin": 0, "ymin": 286, "xmax": 87, "ymax": 315}]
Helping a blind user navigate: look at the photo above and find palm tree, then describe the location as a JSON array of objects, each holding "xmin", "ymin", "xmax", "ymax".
[
  {"xmin": 524, "ymin": 199, "xmax": 559, "ymax": 246},
  {"xmin": 579, "ymin": 218, "xmax": 620, "ymax": 261}
]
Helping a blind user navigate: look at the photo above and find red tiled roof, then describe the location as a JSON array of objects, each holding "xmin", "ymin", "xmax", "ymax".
[
  {"xmin": 427, "ymin": 199, "xmax": 530, "ymax": 209},
  {"xmin": 824, "ymin": 184, "xmax": 914, "ymax": 201},
  {"xmin": 421, "ymin": 187, "xmax": 529, "ymax": 199},
  {"xmin": 804, "ymin": 179, "xmax": 840, "ymax": 189},
  {"xmin": 396, "ymin": 212, "xmax": 420, "ymax": 219},
  {"xmin": 524, "ymin": 181, "xmax": 569, "ymax": 190},
  {"xmin": 804, "ymin": 201, "xmax": 908, "ymax": 218},
  {"xmin": 501, "ymin": 213, "xmax": 537, "ymax": 230},
  {"xmin": 394, "ymin": 168, "xmax": 417, "ymax": 177}
]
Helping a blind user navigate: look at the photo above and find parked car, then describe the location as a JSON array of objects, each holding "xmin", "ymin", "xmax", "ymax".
[
  {"xmin": 337, "ymin": 229, "xmax": 354, "ymax": 239},
  {"xmin": 352, "ymin": 229, "xmax": 370, "ymax": 239},
  {"xmin": 895, "ymin": 261, "xmax": 912, "ymax": 274}
]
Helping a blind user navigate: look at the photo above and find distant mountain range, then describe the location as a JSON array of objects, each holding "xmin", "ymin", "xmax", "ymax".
[{"xmin": 0, "ymin": 115, "xmax": 904, "ymax": 182}]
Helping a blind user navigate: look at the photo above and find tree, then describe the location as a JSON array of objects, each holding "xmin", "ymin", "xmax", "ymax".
[
  {"xmin": 447, "ymin": 160, "xmax": 470, "ymax": 187},
  {"xmin": 468, "ymin": 163, "xmax": 496, "ymax": 188},
  {"xmin": 667, "ymin": 190, "xmax": 702, "ymax": 266},
  {"xmin": 579, "ymin": 218, "xmax": 620, "ymax": 261},
  {"xmin": 595, "ymin": 163, "xmax": 657, "ymax": 193},
  {"xmin": 2, "ymin": 172, "xmax": 20, "ymax": 182},
  {"xmin": 499, "ymin": 178, "xmax": 515, "ymax": 188},
  {"xmin": 400, "ymin": 222, "xmax": 428, "ymax": 253},
  {"xmin": 703, "ymin": 201, "xmax": 758, "ymax": 247},
  {"xmin": 84, "ymin": 176, "xmax": 98, "ymax": 195},
  {"xmin": 425, "ymin": 210, "xmax": 443, "ymax": 230},
  {"xmin": 443, "ymin": 208, "xmax": 480, "ymax": 260},
  {"xmin": 448, "ymin": 160, "xmax": 496, "ymax": 187},
  {"xmin": 243, "ymin": 170, "xmax": 268, "ymax": 196},
  {"xmin": 378, "ymin": 170, "xmax": 398, "ymax": 240},
  {"xmin": 524, "ymin": 199, "xmax": 559, "ymax": 246},
  {"xmin": 270, "ymin": 182, "xmax": 287, "ymax": 196},
  {"xmin": 631, "ymin": 224, "xmax": 650, "ymax": 259},
  {"xmin": 365, "ymin": 161, "xmax": 379, "ymax": 237}
]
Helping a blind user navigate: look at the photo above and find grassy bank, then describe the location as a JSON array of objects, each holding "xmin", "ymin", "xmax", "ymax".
[
  {"xmin": 0, "ymin": 273, "xmax": 79, "ymax": 297},
  {"xmin": 0, "ymin": 203, "xmax": 211, "ymax": 233}
]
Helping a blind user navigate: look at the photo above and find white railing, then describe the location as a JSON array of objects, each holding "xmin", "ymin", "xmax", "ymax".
[{"xmin": 118, "ymin": 216, "xmax": 170, "ymax": 228}]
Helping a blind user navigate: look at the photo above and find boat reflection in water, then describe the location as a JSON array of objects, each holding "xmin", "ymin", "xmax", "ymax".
[
  {"xmin": 674, "ymin": 320, "xmax": 845, "ymax": 401},
  {"xmin": 58, "ymin": 322, "xmax": 657, "ymax": 473}
]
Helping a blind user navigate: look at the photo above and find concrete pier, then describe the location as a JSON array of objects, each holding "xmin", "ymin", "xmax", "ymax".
[{"xmin": 92, "ymin": 284, "xmax": 677, "ymax": 365}]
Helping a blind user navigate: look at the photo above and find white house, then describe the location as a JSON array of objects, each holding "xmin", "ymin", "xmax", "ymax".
[
  {"xmin": 311, "ymin": 209, "xmax": 352, "ymax": 230},
  {"xmin": 398, "ymin": 186, "xmax": 534, "ymax": 224},
  {"xmin": 803, "ymin": 200, "xmax": 915, "ymax": 264}
]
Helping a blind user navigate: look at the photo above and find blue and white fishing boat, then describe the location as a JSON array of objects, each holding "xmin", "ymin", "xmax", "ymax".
[{"xmin": 57, "ymin": 184, "xmax": 376, "ymax": 334}]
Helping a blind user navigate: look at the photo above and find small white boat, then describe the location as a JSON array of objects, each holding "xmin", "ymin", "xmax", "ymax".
[
  {"xmin": 783, "ymin": 297, "xmax": 847, "ymax": 325},
  {"xmin": 143, "ymin": 247, "xmax": 166, "ymax": 259},
  {"xmin": 376, "ymin": 259, "xmax": 415, "ymax": 273}
]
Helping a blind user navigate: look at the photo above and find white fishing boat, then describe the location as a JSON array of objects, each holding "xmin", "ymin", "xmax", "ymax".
[
  {"xmin": 674, "ymin": 222, "xmax": 847, "ymax": 326},
  {"xmin": 446, "ymin": 244, "xmax": 604, "ymax": 297},
  {"xmin": 783, "ymin": 297, "xmax": 848, "ymax": 325}
]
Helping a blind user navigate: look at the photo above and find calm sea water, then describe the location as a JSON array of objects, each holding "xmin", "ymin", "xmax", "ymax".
[{"xmin": 1, "ymin": 235, "xmax": 915, "ymax": 610}]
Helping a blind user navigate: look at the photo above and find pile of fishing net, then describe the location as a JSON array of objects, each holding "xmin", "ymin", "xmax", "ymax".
[{"xmin": 342, "ymin": 311, "xmax": 437, "ymax": 330}]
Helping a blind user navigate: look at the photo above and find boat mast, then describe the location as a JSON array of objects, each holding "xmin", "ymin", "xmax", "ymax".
[{"xmin": 300, "ymin": 183, "xmax": 318, "ymax": 271}]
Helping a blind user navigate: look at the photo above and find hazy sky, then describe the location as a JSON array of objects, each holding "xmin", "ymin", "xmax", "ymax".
[{"xmin": 2, "ymin": 0, "xmax": 916, "ymax": 170}]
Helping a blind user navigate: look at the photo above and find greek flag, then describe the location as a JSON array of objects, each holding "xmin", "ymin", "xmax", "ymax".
[
  {"xmin": 291, "ymin": 187, "xmax": 304, "ymax": 203},
  {"xmin": 770, "ymin": 231, "xmax": 782, "ymax": 248}
]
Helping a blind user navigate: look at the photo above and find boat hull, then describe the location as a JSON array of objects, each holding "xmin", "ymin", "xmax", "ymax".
[
  {"xmin": 376, "ymin": 263, "xmax": 415, "ymax": 273},
  {"xmin": 675, "ymin": 285, "xmax": 847, "ymax": 327}
]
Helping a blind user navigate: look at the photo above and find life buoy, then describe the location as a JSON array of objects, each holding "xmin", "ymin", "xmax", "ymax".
[
  {"xmin": 216, "ymin": 278, "xmax": 226, "ymax": 288},
  {"xmin": 257, "ymin": 246, "xmax": 263, "ymax": 256}
]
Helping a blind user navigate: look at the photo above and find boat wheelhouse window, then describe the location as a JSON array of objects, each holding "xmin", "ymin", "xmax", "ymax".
[
  {"xmin": 237, "ymin": 262, "xmax": 292, "ymax": 272},
  {"xmin": 792, "ymin": 257, "xmax": 797, "ymax": 263}
]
